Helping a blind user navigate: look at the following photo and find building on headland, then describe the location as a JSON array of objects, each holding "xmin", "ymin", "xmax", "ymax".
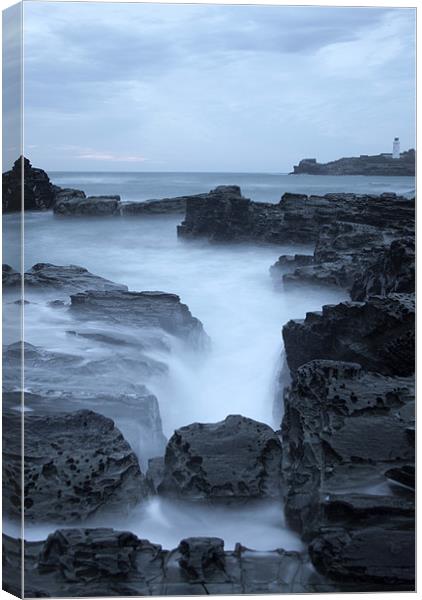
[{"xmin": 291, "ymin": 146, "xmax": 415, "ymax": 176}]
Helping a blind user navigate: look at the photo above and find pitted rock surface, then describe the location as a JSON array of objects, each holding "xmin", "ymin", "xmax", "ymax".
[
  {"xmin": 159, "ymin": 415, "xmax": 283, "ymax": 500},
  {"xmin": 3, "ymin": 410, "xmax": 149, "ymax": 523}
]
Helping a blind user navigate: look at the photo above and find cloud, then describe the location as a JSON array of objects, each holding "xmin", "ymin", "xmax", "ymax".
[{"xmin": 18, "ymin": 3, "xmax": 416, "ymax": 171}]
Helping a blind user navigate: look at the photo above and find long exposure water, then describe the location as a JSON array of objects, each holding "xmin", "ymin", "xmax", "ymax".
[{"xmin": 4, "ymin": 172, "xmax": 411, "ymax": 549}]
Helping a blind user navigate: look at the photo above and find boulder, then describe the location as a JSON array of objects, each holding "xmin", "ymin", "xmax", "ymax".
[
  {"xmin": 282, "ymin": 294, "xmax": 415, "ymax": 376},
  {"xmin": 54, "ymin": 195, "xmax": 121, "ymax": 216},
  {"xmin": 2, "ymin": 264, "xmax": 21, "ymax": 288},
  {"xmin": 3, "ymin": 410, "xmax": 149, "ymax": 523},
  {"xmin": 121, "ymin": 196, "xmax": 191, "ymax": 215},
  {"xmin": 2, "ymin": 156, "xmax": 56, "ymax": 212},
  {"xmin": 159, "ymin": 415, "xmax": 283, "ymax": 500}
]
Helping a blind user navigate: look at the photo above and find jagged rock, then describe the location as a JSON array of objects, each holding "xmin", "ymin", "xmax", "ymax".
[
  {"xmin": 121, "ymin": 197, "xmax": 191, "ymax": 215},
  {"xmin": 179, "ymin": 189, "xmax": 414, "ymax": 244},
  {"xmin": 54, "ymin": 195, "xmax": 121, "ymax": 215},
  {"xmin": 3, "ymin": 529, "xmax": 335, "ymax": 596},
  {"xmin": 159, "ymin": 415, "xmax": 283, "ymax": 500},
  {"xmin": 282, "ymin": 294, "xmax": 415, "ymax": 376},
  {"xmin": 2, "ymin": 156, "xmax": 56, "ymax": 212},
  {"xmin": 351, "ymin": 237, "xmax": 415, "ymax": 301},
  {"xmin": 53, "ymin": 188, "xmax": 86, "ymax": 204},
  {"xmin": 69, "ymin": 289, "xmax": 208, "ymax": 348},
  {"xmin": 385, "ymin": 465, "xmax": 415, "ymax": 490},
  {"xmin": 291, "ymin": 149, "xmax": 415, "ymax": 176},
  {"xmin": 309, "ymin": 527, "xmax": 415, "ymax": 589},
  {"xmin": 3, "ymin": 410, "xmax": 149, "ymax": 523},
  {"xmin": 281, "ymin": 360, "xmax": 414, "ymax": 537},
  {"xmin": 2, "ymin": 264, "xmax": 21, "ymax": 287}
]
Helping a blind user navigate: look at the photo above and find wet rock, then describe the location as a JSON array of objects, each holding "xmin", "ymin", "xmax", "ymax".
[
  {"xmin": 282, "ymin": 294, "xmax": 415, "ymax": 376},
  {"xmin": 351, "ymin": 237, "xmax": 415, "ymax": 301},
  {"xmin": 54, "ymin": 195, "xmax": 121, "ymax": 216},
  {"xmin": 281, "ymin": 360, "xmax": 414, "ymax": 536},
  {"xmin": 4, "ymin": 529, "xmax": 335, "ymax": 596},
  {"xmin": 21, "ymin": 263, "xmax": 128, "ymax": 294},
  {"xmin": 69, "ymin": 289, "xmax": 208, "ymax": 348},
  {"xmin": 309, "ymin": 526, "xmax": 415, "ymax": 589},
  {"xmin": 385, "ymin": 465, "xmax": 415, "ymax": 490},
  {"xmin": 159, "ymin": 415, "xmax": 283, "ymax": 500},
  {"xmin": 53, "ymin": 188, "xmax": 86, "ymax": 204},
  {"xmin": 3, "ymin": 409, "xmax": 149, "ymax": 523},
  {"xmin": 2, "ymin": 156, "xmax": 56, "ymax": 212},
  {"xmin": 121, "ymin": 196, "xmax": 192, "ymax": 215}
]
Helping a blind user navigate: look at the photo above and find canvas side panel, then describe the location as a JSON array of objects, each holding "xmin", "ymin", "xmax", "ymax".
[{"xmin": 2, "ymin": 3, "xmax": 24, "ymax": 599}]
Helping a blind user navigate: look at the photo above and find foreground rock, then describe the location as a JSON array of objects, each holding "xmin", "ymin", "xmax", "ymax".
[
  {"xmin": 282, "ymin": 294, "xmax": 414, "ymax": 376},
  {"xmin": 178, "ymin": 189, "xmax": 414, "ymax": 244},
  {"xmin": 2, "ymin": 262, "xmax": 128, "ymax": 296},
  {"xmin": 291, "ymin": 149, "xmax": 415, "ymax": 176},
  {"xmin": 70, "ymin": 289, "xmax": 208, "ymax": 348},
  {"xmin": 3, "ymin": 529, "xmax": 334, "ymax": 597},
  {"xmin": 3, "ymin": 410, "xmax": 149, "ymax": 523},
  {"xmin": 159, "ymin": 415, "xmax": 283, "ymax": 500}
]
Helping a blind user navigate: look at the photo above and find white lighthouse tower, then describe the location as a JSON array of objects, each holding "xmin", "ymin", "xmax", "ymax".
[{"xmin": 392, "ymin": 137, "xmax": 400, "ymax": 159}]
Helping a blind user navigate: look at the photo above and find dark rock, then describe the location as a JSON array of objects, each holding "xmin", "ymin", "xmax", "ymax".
[
  {"xmin": 4, "ymin": 529, "xmax": 335, "ymax": 596},
  {"xmin": 3, "ymin": 409, "xmax": 149, "ymax": 523},
  {"xmin": 2, "ymin": 156, "xmax": 56, "ymax": 212},
  {"xmin": 2, "ymin": 264, "xmax": 21, "ymax": 287},
  {"xmin": 54, "ymin": 195, "xmax": 121, "ymax": 216},
  {"xmin": 309, "ymin": 527, "xmax": 415, "ymax": 589},
  {"xmin": 385, "ymin": 465, "xmax": 415, "ymax": 490},
  {"xmin": 21, "ymin": 263, "xmax": 128, "ymax": 295},
  {"xmin": 159, "ymin": 415, "xmax": 283, "ymax": 500},
  {"xmin": 282, "ymin": 294, "xmax": 415, "ymax": 376},
  {"xmin": 351, "ymin": 237, "xmax": 415, "ymax": 301},
  {"xmin": 53, "ymin": 188, "xmax": 86, "ymax": 204},
  {"xmin": 121, "ymin": 197, "xmax": 191, "ymax": 215},
  {"xmin": 179, "ymin": 189, "xmax": 414, "ymax": 244},
  {"xmin": 69, "ymin": 289, "xmax": 208, "ymax": 348},
  {"xmin": 291, "ymin": 149, "xmax": 415, "ymax": 176},
  {"xmin": 281, "ymin": 360, "xmax": 414, "ymax": 536}
]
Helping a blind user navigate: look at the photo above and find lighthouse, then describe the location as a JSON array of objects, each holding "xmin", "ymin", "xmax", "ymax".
[{"xmin": 392, "ymin": 137, "xmax": 400, "ymax": 159}]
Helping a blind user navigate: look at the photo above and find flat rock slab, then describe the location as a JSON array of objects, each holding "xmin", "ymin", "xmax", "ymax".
[
  {"xmin": 282, "ymin": 293, "xmax": 415, "ymax": 376},
  {"xmin": 70, "ymin": 289, "xmax": 208, "ymax": 348},
  {"xmin": 3, "ymin": 410, "xmax": 149, "ymax": 523},
  {"xmin": 159, "ymin": 415, "xmax": 283, "ymax": 500},
  {"xmin": 54, "ymin": 195, "xmax": 121, "ymax": 215}
]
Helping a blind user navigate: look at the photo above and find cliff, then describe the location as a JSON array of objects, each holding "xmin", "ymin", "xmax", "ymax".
[{"xmin": 291, "ymin": 149, "xmax": 415, "ymax": 176}]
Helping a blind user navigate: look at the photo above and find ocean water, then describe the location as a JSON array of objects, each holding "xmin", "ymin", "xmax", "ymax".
[
  {"xmin": 3, "ymin": 172, "xmax": 412, "ymax": 549},
  {"xmin": 49, "ymin": 171, "xmax": 416, "ymax": 203}
]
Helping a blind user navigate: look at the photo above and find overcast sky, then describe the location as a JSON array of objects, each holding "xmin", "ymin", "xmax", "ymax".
[{"xmin": 3, "ymin": 2, "xmax": 416, "ymax": 172}]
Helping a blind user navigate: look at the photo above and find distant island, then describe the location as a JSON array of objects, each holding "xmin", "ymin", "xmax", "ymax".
[{"xmin": 291, "ymin": 148, "xmax": 415, "ymax": 176}]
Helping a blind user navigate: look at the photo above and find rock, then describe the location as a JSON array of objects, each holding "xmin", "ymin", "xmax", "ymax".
[
  {"xmin": 2, "ymin": 343, "xmax": 167, "ymax": 464},
  {"xmin": 2, "ymin": 264, "xmax": 21, "ymax": 287},
  {"xmin": 4, "ymin": 529, "xmax": 334, "ymax": 596},
  {"xmin": 3, "ymin": 409, "xmax": 149, "ymax": 523},
  {"xmin": 351, "ymin": 237, "xmax": 415, "ymax": 301},
  {"xmin": 179, "ymin": 189, "xmax": 414, "ymax": 244},
  {"xmin": 282, "ymin": 294, "xmax": 415, "ymax": 376},
  {"xmin": 291, "ymin": 149, "xmax": 415, "ymax": 176},
  {"xmin": 159, "ymin": 415, "xmax": 283, "ymax": 500},
  {"xmin": 2, "ymin": 156, "xmax": 56, "ymax": 212},
  {"xmin": 309, "ymin": 527, "xmax": 415, "ymax": 589},
  {"xmin": 20, "ymin": 263, "xmax": 128, "ymax": 295},
  {"xmin": 281, "ymin": 360, "xmax": 414, "ymax": 536},
  {"xmin": 121, "ymin": 196, "xmax": 191, "ymax": 215},
  {"xmin": 54, "ymin": 195, "xmax": 121, "ymax": 216},
  {"xmin": 53, "ymin": 188, "xmax": 86, "ymax": 203},
  {"xmin": 69, "ymin": 289, "xmax": 208, "ymax": 348},
  {"xmin": 385, "ymin": 465, "xmax": 415, "ymax": 490}
]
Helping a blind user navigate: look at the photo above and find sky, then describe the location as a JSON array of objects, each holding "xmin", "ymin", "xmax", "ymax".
[{"xmin": 3, "ymin": 2, "xmax": 416, "ymax": 172}]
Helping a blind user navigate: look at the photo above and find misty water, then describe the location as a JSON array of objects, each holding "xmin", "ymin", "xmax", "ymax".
[{"xmin": 9, "ymin": 172, "xmax": 407, "ymax": 550}]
